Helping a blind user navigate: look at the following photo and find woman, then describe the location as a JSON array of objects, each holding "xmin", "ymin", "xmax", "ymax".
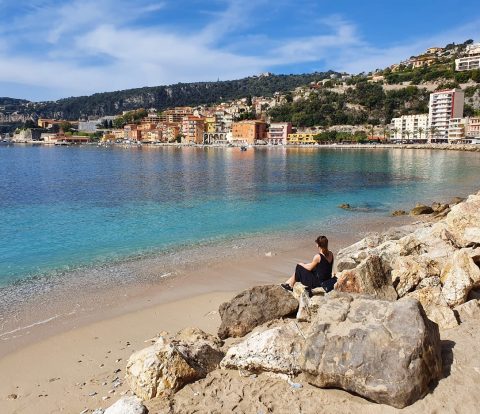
[{"xmin": 281, "ymin": 235, "xmax": 336, "ymax": 293}]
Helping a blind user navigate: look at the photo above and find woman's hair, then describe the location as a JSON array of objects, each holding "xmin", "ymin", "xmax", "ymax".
[{"xmin": 315, "ymin": 235, "xmax": 328, "ymax": 250}]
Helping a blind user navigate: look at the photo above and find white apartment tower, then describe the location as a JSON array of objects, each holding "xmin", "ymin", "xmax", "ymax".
[{"xmin": 428, "ymin": 89, "xmax": 464, "ymax": 142}]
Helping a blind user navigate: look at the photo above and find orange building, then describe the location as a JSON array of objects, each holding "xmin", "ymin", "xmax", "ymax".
[
  {"xmin": 231, "ymin": 120, "xmax": 267, "ymax": 144},
  {"xmin": 182, "ymin": 116, "xmax": 205, "ymax": 144}
]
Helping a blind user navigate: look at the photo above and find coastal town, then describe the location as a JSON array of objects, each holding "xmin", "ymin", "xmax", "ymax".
[{"xmin": 3, "ymin": 41, "xmax": 480, "ymax": 147}]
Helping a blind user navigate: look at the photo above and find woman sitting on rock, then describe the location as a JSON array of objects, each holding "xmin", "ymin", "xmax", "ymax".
[{"xmin": 281, "ymin": 235, "xmax": 336, "ymax": 294}]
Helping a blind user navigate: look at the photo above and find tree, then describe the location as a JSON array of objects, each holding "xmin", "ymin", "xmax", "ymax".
[
  {"xmin": 246, "ymin": 95, "xmax": 253, "ymax": 107},
  {"xmin": 429, "ymin": 126, "xmax": 438, "ymax": 143},
  {"xmin": 391, "ymin": 127, "xmax": 398, "ymax": 141},
  {"xmin": 405, "ymin": 130, "xmax": 411, "ymax": 143},
  {"xmin": 60, "ymin": 121, "xmax": 74, "ymax": 133},
  {"xmin": 418, "ymin": 127, "xmax": 425, "ymax": 141},
  {"xmin": 23, "ymin": 119, "xmax": 37, "ymax": 129}
]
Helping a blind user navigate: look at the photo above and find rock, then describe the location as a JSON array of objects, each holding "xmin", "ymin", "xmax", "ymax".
[
  {"xmin": 172, "ymin": 328, "xmax": 224, "ymax": 376},
  {"xmin": 468, "ymin": 288, "xmax": 480, "ymax": 301},
  {"xmin": 294, "ymin": 284, "xmax": 311, "ymax": 322},
  {"xmin": 392, "ymin": 256, "xmax": 440, "ymax": 298},
  {"xmin": 7, "ymin": 393, "xmax": 18, "ymax": 400},
  {"xmin": 454, "ymin": 299, "xmax": 480, "ymax": 323},
  {"xmin": 300, "ymin": 293, "xmax": 442, "ymax": 408},
  {"xmin": 445, "ymin": 193, "xmax": 480, "ymax": 246},
  {"xmin": 410, "ymin": 205, "xmax": 434, "ymax": 215},
  {"xmin": 417, "ymin": 276, "xmax": 441, "ymax": 289},
  {"xmin": 104, "ymin": 396, "xmax": 148, "ymax": 414},
  {"xmin": 217, "ymin": 285, "xmax": 298, "ymax": 339},
  {"xmin": 335, "ymin": 255, "xmax": 397, "ymax": 300},
  {"xmin": 339, "ymin": 203, "xmax": 351, "ymax": 209},
  {"xmin": 450, "ymin": 196, "xmax": 465, "ymax": 205},
  {"xmin": 392, "ymin": 210, "xmax": 407, "ymax": 216},
  {"xmin": 221, "ymin": 322, "xmax": 303, "ymax": 374},
  {"xmin": 92, "ymin": 410, "xmax": 105, "ymax": 414},
  {"xmin": 440, "ymin": 249, "xmax": 480, "ymax": 307},
  {"xmin": 125, "ymin": 337, "xmax": 198, "ymax": 400},
  {"xmin": 426, "ymin": 305, "xmax": 459, "ymax": 330}
]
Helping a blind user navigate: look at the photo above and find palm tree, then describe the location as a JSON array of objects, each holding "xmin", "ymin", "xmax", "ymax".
[
  {"xmin": 391, "ymin": 127, "xmax": 398, "ymax": 141},
  {"xmin": 418, "ymin": 127, "xmax": 425, "ymax": 142},
  {"xmin": 429, "ymin": 126, "xmax": 438, "ymax": 143},
  {"xmin": 382, "ymin": 125, "xmax": 390, "ymax": 142},
  {"xmin": 405, "ymin": 130, "xmax": 411, "ymax": 143}
]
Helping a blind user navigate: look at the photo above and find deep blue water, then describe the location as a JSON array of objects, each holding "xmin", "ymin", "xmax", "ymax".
[{"xmin": 1, "ymin": 145, "xmax": 479, "ymax": 287}]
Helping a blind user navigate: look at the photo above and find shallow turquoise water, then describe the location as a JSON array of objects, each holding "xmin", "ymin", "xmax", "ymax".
[{"xmin": 0, "ymin": 145, "xmax": 479, "ymax": 287}]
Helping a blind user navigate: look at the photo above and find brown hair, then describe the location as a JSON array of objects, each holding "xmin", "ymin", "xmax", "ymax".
[{"xmin": 315, "ymin": 235, "xmax": 328, "ymax": 250}]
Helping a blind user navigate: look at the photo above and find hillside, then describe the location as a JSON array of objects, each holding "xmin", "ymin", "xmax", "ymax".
[{"xmin": 0, "ymin": 72, "xmax": 337, "ymax": 120}]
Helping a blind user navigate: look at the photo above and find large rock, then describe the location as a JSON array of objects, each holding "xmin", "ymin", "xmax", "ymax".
[
  {"xmin": 335, "ymin": 255, "xmax": 397, "ymax": 300},
  {"xmin": 440, "ymin": 249, "xmax": 480, "ymax": 307},
  {"xmin": 392, "ymin": 256, "xmax": 440, "ymax": 297},
  {"xmin": 104, "ymin": 396, "xmax": 148, "ymax": 414},
  {"xmin": 126, "ymin": 329, "xmax": 223, "ymax": 400},
  {"xmin": 221, "ymin": 322, "xmax": 303, "ymax": 374},
  {"xmin": 405, "ymin": 285, "xmax": 458, "ymax": 330},
  {"xmin": 445, "ymin": 193, "xmax": 480, "ymax": 247},
  {"xmin": 300, "ymin": 293, "xmax": 442, "ymax": 408},
  {"xmin": 217, "ymin": 285, "xmax": 298, "ymax": 339},
  {"xmin": 454, "ymin": 299, "xmax": 480, "ymax": 323},
  {"xmin": 410, "ymin": 204, "xmax": 434, "ymax": 215}
]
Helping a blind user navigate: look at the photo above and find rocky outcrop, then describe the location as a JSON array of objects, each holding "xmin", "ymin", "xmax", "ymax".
[
  {"xmin": 335, "ymin": 255, "xmax": 397, "ymax": 300},
  {"xmin": 410, "ymin": 204, "xmax": 434, "ymax": 215},
  {"xmin": 445, "ymin": 192, "xmax": 480, "ymax": 247},
  {"xmin": 221, "ymin": 322, "xmax": 303, "ymax": 374},
  {"xmin": 104, "ymin": 396, "xmax": 148, "ymax": 414},
  {"xmin": 440, "ymin": 249, "xmax": 480, "ymax": 307},
  {"xmin": 454, "ymin": 299, "xmax": 480, "ymax": 322},
  {"xmin": 217, "ymin": 285, "xmax": 298, "ymax": 339},
  {"xmin": 300, "ymin": 293, "xmax": 442, "ymax": 409},
  {"xmin": 125, "ymin": 329, "xmax": 223, "ymax": 400}
]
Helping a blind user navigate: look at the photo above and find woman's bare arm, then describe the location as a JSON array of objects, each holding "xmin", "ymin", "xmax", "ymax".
[{"xmin": 299, "ymin": 254, "xmax": 320, "ymax": 271}]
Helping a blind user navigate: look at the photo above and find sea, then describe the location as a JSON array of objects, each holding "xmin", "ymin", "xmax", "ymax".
[{"xmin": 1, "ymin": 144, "xmax": 479, "ymax": 341}]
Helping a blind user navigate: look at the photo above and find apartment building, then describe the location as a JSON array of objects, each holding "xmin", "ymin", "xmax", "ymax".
[
  {"xmin": 448, "ymin": 118, "xmax": 467, "ymax": 142},
  {"xmin": 390, "ymin": 114, "xmax": 429, "ymax": 142},
  {"xmin": 428, "ymin": 89, "xmax": 464, "ymax": 142},
  {"xmin": 466, "ymin": 117, "xmax": 480, "ymax": 138},
  {"xmin": 181, "ymin": 116, "xmax": 205, "ymax": 144},
  {"xmin": 287, "ymin": 133, "xmax": 317, "ymax": 145},
  {"xmin": 455, "ymin": 43, "xmax": 480, "ymax": 71},
  {"xmin": 267, "ymin": 122, "xmax": 292, "ymax": 145},
  {"xmin": 231, "ymin": 120, "xmax": 267, "ymax": 145}
]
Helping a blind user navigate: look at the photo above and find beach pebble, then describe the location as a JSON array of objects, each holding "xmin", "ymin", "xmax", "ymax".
[
  {"xmin": 80, "ymin": 409, "xmax": 89, "ymax": 414},
  {"xmin": 108, "ymin": 389, "xmax": 115, "ymax": 394},
  {"xmin": 48, "ymin": 377, "xmax": 60, "ymax": 383},
  {"xmin": 102, "ymin": 382, "xmax": 108, "ymax": 386},
  {"xmin": 7, "ymin": 393, "xmax": 18, "ymax": 400},
  {"xmin": 88, "ymin": 391, "xmax": 97, "ymax": 397},
  {"xmin": 115, "ymin": 358, "xmax": 122, "ymax": 363},
  {"xmin": 114, "ymin": 369, "xmax": 121, "ymax": 374},
  {"xmin": 102, "ymin": 396, "xmax": 110, "ymax": 401},
  {"xmin": 265, "ymin": 251, "xmax": 273, "ymax": 257},
  {"xmin": 99, "ymin": 364, "xmax": 104, "ymax": 368}
]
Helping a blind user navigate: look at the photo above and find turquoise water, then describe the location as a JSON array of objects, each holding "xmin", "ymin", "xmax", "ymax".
[{"xmin": 0, "ymin": 145, "xmax": 479, "ymax": 288}]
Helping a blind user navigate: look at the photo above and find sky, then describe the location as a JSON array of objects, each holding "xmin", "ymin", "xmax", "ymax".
[{"xmin": 0, "ymin": 0, "xmax": 479, "ymax": 101}]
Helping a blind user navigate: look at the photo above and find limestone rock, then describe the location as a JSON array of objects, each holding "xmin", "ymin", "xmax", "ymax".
[
  {"xmin": 300, "ymin": 293, "xmax": 442, "ymax": 408},
  {"xmin": 173, "ymin": 328, "xmax": 224, "ymax": 376},
  {"xmin": 339, "ymin": 203, "xmax": 351, "ymax": 209},
  {"xmin": 221, "ymin": 322, "xmax": 303, "ymax": 374},
  {"xmin": 104, "ymin": 396, "xmax": 148, "ymax": 414},
  {"xmin": 392, "ymin": 209, "xmax": 407, "ymax": 216},
  {"xmin": 440, "ymin": 249, "xmax": 480, "ymax": 307},
  {"xmin": 125, "ymin": 338, "xmax": 198, "ymax": 400},
  {"xmin": 445, "ymin": 193, "xmax": 480, "ymax": 247},
  {"xmin": 392, "ymin": 256, "xmax": 440, "ymax": 298},
  {"xmin": 217, "ymin": 285, "xmax": 298, "ymax": 339},
  {"xmin": 410, "ymin": 204, "xmax": 434, "ymax": 215},
  {"xmin": 454, "ymin": 299, "xmax": 480, "ymax": 323},
  {"xmin": 426, "ymin": 305, "xmax": 459, "ymax": 330},
  {"xmin": 335, "ymin": 255, "xmax": 397, "ymax": 300}
]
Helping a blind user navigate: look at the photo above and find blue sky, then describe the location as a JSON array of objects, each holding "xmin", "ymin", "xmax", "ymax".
[{"xmin": 0, "ymin": 0, "xmax": 479, "ymax": 101}]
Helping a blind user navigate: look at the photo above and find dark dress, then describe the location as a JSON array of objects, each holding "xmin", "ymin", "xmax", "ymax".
[{"xmin": 295, "ymin": 253, "xmax": 336, "ymax": 292}]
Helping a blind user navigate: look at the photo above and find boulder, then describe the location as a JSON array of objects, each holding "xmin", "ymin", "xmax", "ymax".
[
  {"xmin": 450, "ymin": 196, "xmax": 465, "ymax": 205},
  {"xmin": 339, "ymin": 203, "xmax": 351, "ymax": 209},
  {"xmin": 335, "ymin": 255, "xmax": 397, "ymax": 300},
  {"xmin": 173, "ymin": 328, "xmax": 224, "ymax": 376},
  {"xmin": 217, "ymin": 285, "xmax": 298, "ymax": 339},
  {"xmin": 410, "ymin": 205, "xmax": 434, "ymax": 216},
  {"xmin": 221, "ymin": 322, "xmax": 303, "ymax": 374},
  {"xmin": 126, "ymin": 338, "xmax": 198, "ymax": 400},
  {"xmin": 440, "ymin": 249, "xmax": 480, "ymax": 307},
  {"xmin": 392, "ymin": 256, "xmax": 440, "ymax": 298},
  {"xmin": 126, "ymin": 329, "xmax": 223, "ymax": 400},
  {"xmin": 392, "ymin": 210, "xmax": 407, "ymax": 216},
  {"xmin": 445, "ymin": 193, "xmax": 480, "ymax": 247},
  {"xmin": 300, "ymin": 293, "xmax": 442, "ymax": 408},
  {"xmin": 104, "ymin": 396, "xmax": 148, "ymax": 414},
  {"xmin": 426, "ymin": 305, "xmax": 459, "ymax": 330},
  {"xmin": 454, "ymin": 299, "xmax": 480, "ymax": 323}
]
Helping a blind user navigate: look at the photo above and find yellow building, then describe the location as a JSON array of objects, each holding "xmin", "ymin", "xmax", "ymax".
[
  {"xmin": 205, "ymin": 116, "xmax": 217, "ymax": 133},
  {"xmin": 287, "ymin": 133, "xmax": 317, "ymax": 145}
]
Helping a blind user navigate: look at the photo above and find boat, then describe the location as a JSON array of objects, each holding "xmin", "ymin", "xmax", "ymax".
[{"xmin": 240, "ymin": 145, "xmax": 247, "ymax": 151}]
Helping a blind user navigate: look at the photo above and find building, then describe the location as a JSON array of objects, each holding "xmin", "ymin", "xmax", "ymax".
[
  {"xmin": 428, "ymin": 89, "xmax": 464, "ymax": 142},
  {"xmin": 124, "ymin": 124, "xmax": 141, "ymax": 141},
  {"xmin": 287, "ymin": 133, "xmax": 317, "ymax": 145},
  {"xmin": 141, "ymin": 129, "xmax": 162, "ymax": 143},
  {"xmin": 466, "ymin": 117, "xmax": 480, "ymax": 139},
  {"xmin": 455, "ymin": 43, "xmax": 480, "ymax": 71},
  {"xmin": 231, "ymin": 120, "xmax": 267, "ymax": 145},
  {"xmin": 181, "ymin": 116, "xmax": 205, "ymax": 144},
  {"xmin": 448, "ymin": 118, "xmax": 467, "ymax": 142},
  {"xmin": 267, "ymin": 122, "xmax": 292, "ymax": 145},
  {"xmin": 78, "ymin": 116, "xmax": 116, "ymax": 132},
  {"xmin": 390, "ymin": 114, "xmax": 429, "ymax": 142},
  {"xmin": 426, "ymin": 47, "xmax": 443, "ymax": 55},
  {"xmin": 410, "ymin": 55, "xmax": 436, "ymax": 69},
  {"xmin": 159, "ymin": 122, "xmax": 180, "ymax": 143}
]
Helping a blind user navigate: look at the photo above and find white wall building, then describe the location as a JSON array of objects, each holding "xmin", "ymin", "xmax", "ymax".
[
  {"xmin": 448, "ymin": 118, "xmax": 467, "ymax": 142},
  {"xmin": 455, "ymin": 43, "xmax": 480, "ymax": 71},
  {"xmin": 428, "ymin": 89, "xmax": 464, "ymax": 142},
  {"xmin": 390, "ymin": 114, "xmax": 429, "ymax": 142}
]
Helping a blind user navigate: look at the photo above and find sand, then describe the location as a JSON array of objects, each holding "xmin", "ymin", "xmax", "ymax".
[{"xmin": 1, "ymin": 213, "xmax": 479, "ymax": 413}]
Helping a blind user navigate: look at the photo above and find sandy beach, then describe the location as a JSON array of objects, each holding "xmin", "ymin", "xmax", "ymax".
[{"xmin": 0, "ymin": 212, "xmax": 416, "ymax": 414}]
